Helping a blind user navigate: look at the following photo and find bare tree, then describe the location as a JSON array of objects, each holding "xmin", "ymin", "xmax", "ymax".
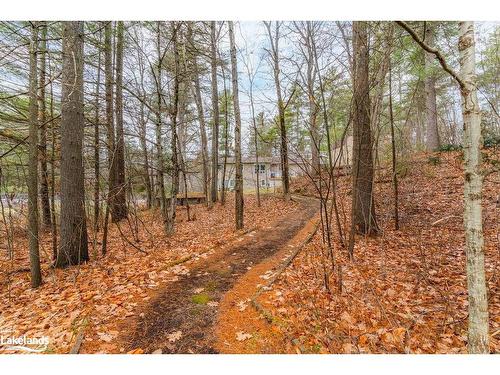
[
  {"xmin": 388, "ymin": 54, "xmax": 399, "ymax": 230},
  {"xmin": 187, "ymin": 22, "xmax": 210, "ymax": 203},
  {"xmin": 240, "ymin": 30, "xmax": 262, "ymax": 207},
  {"xmin": 292, "ymin": 21, "xmax": 320, "ymax": 174},
  {"xmin": 93, "ymin": 27, "xmax": 103, "ymax": 232},
  {"xmin": 210, "ymin": 21, "xmax": 220, "ymax": 204},
  {"xmin": 153, "ymin": 22, "xmax": 169, "ymax": 230},
  {"xmin": 101, "ymin": 21, "xmax": 115, "ymax": 256},
  {"xmin": 264, "ymin": 21, "xmax": 290, "ymax": 200},
  {"xmin": 424, "ymin": 22, "xmax": 440, "ymax": 151},
  {"xmin": 28, "ymin": 21, "xmax": 42, "ymax": 287},
  {"xmin": 229, "ymin": 21, "xmax": 244, "ymax": 229},
  {"xmin": 166, "ymin": 22, "xmax": 180, "ymax": 235}
]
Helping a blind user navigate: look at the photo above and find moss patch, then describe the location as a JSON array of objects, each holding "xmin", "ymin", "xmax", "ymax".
[
  {"xmin": 204, "ymin": 280, "xmax": 218, "ymax": 292},
  {"xmin": 191, "ymin": 293, "xmax": 211, "ymax": 305}
]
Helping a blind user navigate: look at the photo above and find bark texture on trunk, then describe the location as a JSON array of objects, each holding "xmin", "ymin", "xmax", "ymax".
[
  {"xmin": 351, "ymin": 21, "xmax": 378, "ymax": 236},
  {"xmin": 210, "ymin": 21, "xmax": 220, "ymax": 204},
  {"xmin": 38, "ymin": 22, "xmax": 51, "ymax": 228},
  {"xmin": 424, "ymin": 22, "xmax": 440, "ymax": 151},
  {"xmin": 94, "ymin": 28, "xmax": 102, "ymax": 231},
  {"xmin": 112, "ymin": 21, "xmax": 127, "ymax": 222},
  {"xmin": 416, "ymin": 52, "xmax": 426, "ymax": 150},
  {"xmin": 388, "ymin": 58, "xmax": 399, "ymax": 230},
  {"xmin": 459, "ymin": 21, "xmax": 490, "ymax": 354},
  {"xmin": 138, "ymin": 99, "xmax": 152, "ymax": 209},
  {"xmin": 154, "ymin": 22, "xmax": 168, "ymax": 224},
  {"xmin": 28, "ymin": 21, "xmax": 42, "ymax": 287},
  {"xmin": 187, "ymin": 23, "xmax": 209, "ymax": 202},
  {"xmin": 103, "ymin": 21, "xmax": 116, "ymax": 252},
  {"xmin": 166, "ymin": 22, "xmax": 180, "ymax": 235},
  {"xmin": 56, "ymin": 21, "xmax": 89, "ymax": 268},
  {"xmin": 229, "ymin": 21, "xmax": 244, "ymax": 230}
]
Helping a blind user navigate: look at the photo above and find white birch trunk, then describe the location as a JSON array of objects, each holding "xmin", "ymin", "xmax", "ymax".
[{"xmin": 459, "ymin": 21, "xmax": 489, "ymax": 353}]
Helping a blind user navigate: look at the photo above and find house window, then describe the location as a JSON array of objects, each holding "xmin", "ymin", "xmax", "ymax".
[
  {"xmin": 228, "ymin": 179, "xmax": 235, "ymax": 188},
  {"xmin": 255, "ymin": 164, "xmax": 265, "ymax": 173},
  {"xmin": 260, "ymin": 179, "xmax": 266, "ymax": 187}
]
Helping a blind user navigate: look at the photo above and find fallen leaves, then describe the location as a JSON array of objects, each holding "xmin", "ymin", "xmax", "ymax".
[
  {"xmin": 235, "ymin": 331, "xmax": 253, "ymax": 342},
  {"xmin": 167, "ymin": 331, "xmax": 182, "ymax": 343},
  {"xmin": 256, "ymin": 152, "xmax": 499, "ymax": 354},
  {"xmin": 237, "ymin": 300, "xmax": 248, "ymax": 312},
  {"xmin": 127, "ymin": 348, "xmax": 144, "ymax": 354},
  {"xmin": 0, "ymin": 195, "xmax": 298, "ymax": 354}
]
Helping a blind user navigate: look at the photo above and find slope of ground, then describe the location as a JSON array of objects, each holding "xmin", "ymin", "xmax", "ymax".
[
  {"xmin": 228, "ymin": 151, "xmax": 500, "ymax": 353},
  {"xmin": 0, "ymin": 195, "xmax": 297, "ymax": 354}
]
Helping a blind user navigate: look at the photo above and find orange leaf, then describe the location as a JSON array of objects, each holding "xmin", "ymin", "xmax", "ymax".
[{"xmin": 127, "ymin": 348, "xmax": 144, "ymax": 354}]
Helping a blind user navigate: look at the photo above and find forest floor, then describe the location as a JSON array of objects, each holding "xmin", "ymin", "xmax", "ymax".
[
  {"xmin": 0, "ymin": 195, "xmax": 302, "ymax": 354},
  {"xmin": 0, "ymin": 150, "xmax": 498, "ymax": 354},
  {"xmin": 125, "ymin": 196, "xmax": 318, "ymax": 353},
  {"xmin": 217, "ymin": 151, "xmax": 499, "ymax": 354}
]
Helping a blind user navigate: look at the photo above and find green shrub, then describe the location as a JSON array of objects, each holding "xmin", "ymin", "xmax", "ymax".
[
  {"xmin": 427, "ymin": 156, "xmax": 441, "ymax": 165},
  {"xmin": 438, "ymin": 144, "xmax": 462, "ymax": 152},
  {"xmin": 484, "ymin": 135, "xmax": 500, "ymax": 148}
]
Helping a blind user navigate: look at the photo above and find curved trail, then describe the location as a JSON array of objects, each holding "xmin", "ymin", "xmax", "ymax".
[{"xmin": 126, "ymin": 197, "xmax": 319, "ymax": 354}]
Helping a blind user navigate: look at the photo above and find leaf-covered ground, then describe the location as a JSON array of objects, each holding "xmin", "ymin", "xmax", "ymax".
[
  {"xmin": 224, "ymin": 151, "xmax": 499, "ymax": 353},
  {"xmin": 1, "ymin": 151, "xmax": 498, "ymax": 354},
  {"xmin": 0, "ymin": 195, "xmax": 298, "ymax": 354}
]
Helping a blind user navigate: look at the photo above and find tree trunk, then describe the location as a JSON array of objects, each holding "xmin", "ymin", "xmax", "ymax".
[
  {"xmin": 459, "ymin": 21, "xmax": 489, "ymax": 354},
  {"xmin": 28, "ymin": 21, "xmax": 42, "ymax": 287},
  {"xmin": 229, "ymin": 21, "xmax": 244, "ymax": 230},
  {"xmin": 424, "ymin": 22, "xmax": 440, "ymax": 151},
  {"xmin": 166, "ymin": 22, "xmax": 180, "ymax": 235},
  {"xmin": 38, "ymin": 21, "xmax": 51, "ymax": 228},
  {"xmin": 49, "ymin": 68, "xmax": 58, "ymax": 261},
  {"xmin": 56, "ymin": 21, "xmax": 89, "ymax": 268},
  {"xmin": 370, "ymin": 25, "xmax": 392, "ymax": 151},
  {"xmin": 416, "ymin": 53, "xmax": 426, "ymax": 150},
  {"xmin": 264, "ymin": 21, "xmax": 290, "ymax": 200},
  {"xmin": 94, "ymin": 28, "xmax": 102, "ymax": 232},
  {"xmin": 187, "ymin": 23, "xmax": 209, "ymax": 203},
  {"xmin": 210, "ymin": 21, "xmax": 220, "ymax": 204},
  {"xmin": 310, "ymin": 21, "xmax": 345, "ymax": 251},
  {"xmin": 177, "ymin": 29, "xmax": 191, "ymax": 221},
  {"xmin": 154, "ymin": 23, "xmax": 168, "ymax": 227},
  {"xmin": 112, "ymin": 21, "xmax": 127, "ymax": 222},
  {"xmin": 351, "ymin": 21, "xmax": 378, "ymax": 238},
  {"xmin": 138, "ymin": 99, "xmax": 152, "ymax": 209},
  {"xmin": 248, "ymin": 76, "xmax": 260, "ymax": 207},
  {"xmin": 102, "ymin": 21, "xmax": 115, "ymax": 256},
  {"xmin": 220, "ymin": 63, "xmax": 229, "ymax": 205},
  {"xmin": 388, "ymin": 57, "xmax": 399, "ymax": 230},
  {"xmin": 306, "ymin": 22, "xmax": 320, "ymax": 175}
]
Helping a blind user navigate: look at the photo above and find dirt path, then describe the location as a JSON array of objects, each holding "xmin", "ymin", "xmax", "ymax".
[{"xmin": 125, "ymin": 197, "xmax": 319, "ymax": 354}]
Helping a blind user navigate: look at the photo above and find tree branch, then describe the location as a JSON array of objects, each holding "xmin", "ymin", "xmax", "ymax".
[{"xmin": 395, "ymin": 21, "xmax": 466, "ymax": 91}]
